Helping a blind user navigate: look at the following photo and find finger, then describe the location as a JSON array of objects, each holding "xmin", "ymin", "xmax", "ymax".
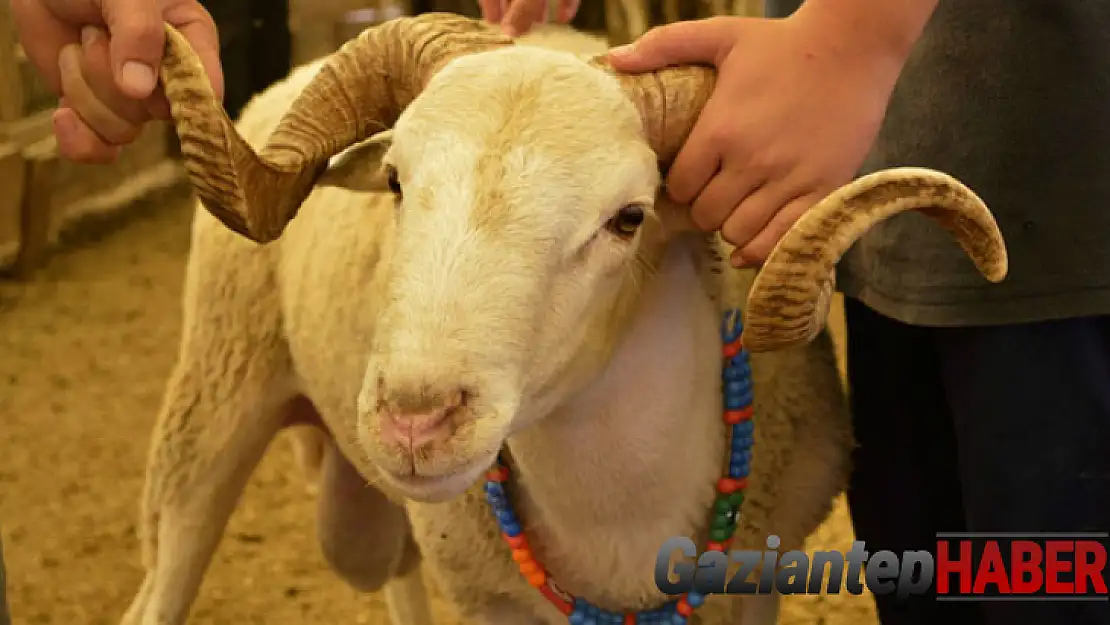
[
  {"xmin": 99, "ymin": 0, "xmax": 167, "ymax": 98},
  {"xmin": 59, "ymin": 44, "xmax": 141, "ymax": 145},
  {"xmin": 729, "ymin": 193, "xmax": 818, "ymax": 267},
  {"xmin": 665, "ymin": 110, "xmax": 723, "ymax": 204},
  {"xmin": 78, "ymin": 26, "xmax": 151, "ymax": 125},
  {"xmin": 478, "ymin": 0, "xmax": 504, "ymax": 23},
  {"xmin": 535, "ymin": 0, "xmax": 549, "ymax": 26},
  {"xmin": 10, "ymin": 0, "xmax": 81, "ymax": 95},
  {"xmin": 557, "ymin": 0, "xmax": 581, "ymax": 23},
  {"xmin": 717, "ymin": 174, "xmax": 800, "ymax": 250},
  {"xmin": 606, "ymin": 17, "xmax": 736, "ymax": 72},
  {"xmin": 689, "ymin": 167, "xmax": 762, "ymax": 232},
  {"xmin": 53, "ymin": 107, "xmax": 121, "ymax": 163},
  {"xmin": 503, "ymin": 0, "xmax": 544, "ymax": 36}
]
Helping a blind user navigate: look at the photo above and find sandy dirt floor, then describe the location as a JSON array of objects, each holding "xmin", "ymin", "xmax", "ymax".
[{"xmin": 0, "ymin": 186, "xmax": 879, "ymax": 625}]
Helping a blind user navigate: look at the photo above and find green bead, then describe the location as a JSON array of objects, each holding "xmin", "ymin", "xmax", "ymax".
[
  {"xmin": 713, "ymin": 497, "xmax": 732, "ymax": 515},
  {"xmin": 729, "ymin": 492, "xmax": 746, "ymax": 507},
  {"xmin": 711, "ymin": 514, "xmax": 733, "ymax": 530},
  {"xmin": 710, "ymin": 527, "xmax": 732, "ymax": 542}
]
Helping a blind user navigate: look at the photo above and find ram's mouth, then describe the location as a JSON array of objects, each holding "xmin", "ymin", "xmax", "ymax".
[{"xmin": 376, "ymin": 452, "xmax": 497, "ymax": 503}]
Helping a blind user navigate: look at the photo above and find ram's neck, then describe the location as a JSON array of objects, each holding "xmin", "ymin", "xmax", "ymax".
[{"xmin": 503, "ymin": 237, "xmax": 726, "ymax": 601}]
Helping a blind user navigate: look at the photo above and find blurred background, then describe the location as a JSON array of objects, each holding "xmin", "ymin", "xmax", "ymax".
[{"xmin": 0, "ymin": 2, "xmax": 869, "ymax": 624}]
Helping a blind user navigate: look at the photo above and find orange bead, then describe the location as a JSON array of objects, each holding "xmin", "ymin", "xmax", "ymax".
[
  {"xmin": 717, "ymin": 477, "xmax": 748, "ymax": 493},
  {"xmin": 511, "ymin": 548, "xmax": 532, "ymax": 563},
  {"xmin": 487, "ymin": 466, "xmax": 509, "ymax": 482},
  {"xmin": 503, "ymin": 533, "xmax": 527, "ymax": 549},
  {"xmin": 722, "ymin": 341, "xmax": 742, "ymax": 358},
  {"xmin": 519, "ymin": 560, "xmax": 540, "ymax": 575},
  {"xmin": 676, "ymin": 597, "xmax": 693, "ymax": 617},
  {"xmin": 724, "ymin": 406, "xmax": 754, "ymax": 424},
  {"xmin": 526, "ymin": 570, "xmax": 547, "ymax": 587}
]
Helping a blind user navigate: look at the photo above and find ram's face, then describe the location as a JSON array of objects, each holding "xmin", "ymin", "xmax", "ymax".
[{"xmin": 355, "ymin": 47, "xmax": 670, "ymax": 501}]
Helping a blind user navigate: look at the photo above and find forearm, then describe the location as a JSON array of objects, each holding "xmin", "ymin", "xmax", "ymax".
[{"xmin": 794, "ymin": 0, "xmax": 939, "ymax": 61}]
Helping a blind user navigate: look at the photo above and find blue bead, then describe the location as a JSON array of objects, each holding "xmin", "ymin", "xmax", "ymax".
[
  {"xmin": 725, "ymin": 391, "xmax": 753, "ymax": 410},
  {"xmin": 686, "ymin": 591, "xmax": 705, "ymax": 607},
  {"xmin": 731, "ymin": 450, "xmax": 752, "ymax": 463},
  {"xmin": 670, "ymin": 615, "xmax": 687, "ymax": 625},
  {"xmin": 724, "ymin": 379, "xmax": 752, "ymax": 396},
  {"xmin": 583, "ymin": 617, "xmax": 597, "ymax": 625},
  {"xmin": 733, "ymin": 420, "xmax": 754, "ymax": 435},
  {"xmin": 496, "ymin": 509, "xmax": 517, "ymax": 524},
  {"xmin": 729, "ymin": 463, "xmax": 750, "ymax": 478},
  {"xmin": 731, "ymin": 436, "xmax": 754, "ymax": 451},
  {"xmin": 586, "ymin": 603, "xmax": 599, "ymax": 615},
  {"xmin": 502, "ymin": 521, "xmax": 521, "ymax": 536},
  {"xmin": 569, "ymin": 611, "xmax": 586, "ymax": 625},
  {"xmin": 730, "ymin": 352, "xmax": 750, "ymax": 367},
  {"xmin": 484, "ymin": 482, "xmax": 504, "ymax": 495}
]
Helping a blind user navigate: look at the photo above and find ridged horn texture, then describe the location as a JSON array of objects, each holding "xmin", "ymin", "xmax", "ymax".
[
  {"xmin": 741, "ymin": 167, "xmax": 1009, "ymax": 352},
  {"xmin": 159, "ymin": 14, "xmax": 513, "ymax": 243},
  {"xmin": 589, "ymin": 58, "xmax": 716, "ymax": 164}
]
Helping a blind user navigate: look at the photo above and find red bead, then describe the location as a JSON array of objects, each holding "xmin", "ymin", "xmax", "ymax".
[
  {"xmin": 503, "ymin": 533, "xmax": 527, "ymax": 549},
  {"xmin": 722, "ymin": 340, "xmax": 743, "ymax": 358},
  {"xmin": 539, "ymin": 584, "xmax": 573, "ymax": 615},
  {"xmin": 487, "ymin": 466, "xmax": 509, "ymax": 482},
  {"xmin": 625, "ymin": 614, "xmax": 637, "ymax": 624},
  {"xmin": 724, "ymin": 406, "xmax": 754, "ymax": 424},
  {"xmin": 511, "ymin": 548, "xmax": 532, "ymax": 563},
  {"xmin": 676, "ymin": 596, "xmax": 694, "ymax": 616},
  {"xmin": 717, "ymin": 477, "xmax": 748, "ymax": 493},
  {"xmin": 706, "ymin": 541, "xmax": 726, "ymax": 552}
]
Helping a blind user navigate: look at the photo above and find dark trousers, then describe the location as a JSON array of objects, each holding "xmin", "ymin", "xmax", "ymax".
[
  {"xmin": 844, "ymin": 296, "xmax": 1110, "ymax": 625},
  {"xmin": 200, "ymin": 0, "xmax": 292, "ymax": 120}
]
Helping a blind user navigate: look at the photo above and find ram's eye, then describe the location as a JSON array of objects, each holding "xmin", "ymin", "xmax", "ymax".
[
  {"xmin": 605, "ymin": 204, "xmax": 645, "ymax": 239},
  {"xmin": 385, "ymin": 166, "xmax": 402, "ymax": 196}
]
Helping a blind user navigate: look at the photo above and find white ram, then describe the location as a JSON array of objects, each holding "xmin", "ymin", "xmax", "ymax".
[{"xmin": 117, "ymin": 14, "xmax": 1007, "ymax": 625}]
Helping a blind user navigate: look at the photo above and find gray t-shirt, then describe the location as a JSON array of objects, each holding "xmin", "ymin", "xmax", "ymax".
[{"xmin": 770, "ymin": 1, "xmax": 1110, "ymax": 326}]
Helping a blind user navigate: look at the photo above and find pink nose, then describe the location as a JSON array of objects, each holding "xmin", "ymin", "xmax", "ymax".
[{"xmin": 381, "ymin": 409, "xmax": 450, "ymax": 448}]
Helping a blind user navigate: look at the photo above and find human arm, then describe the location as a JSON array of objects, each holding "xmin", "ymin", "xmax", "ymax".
[{"xmin": 607, "ymin": 0, "xmax": 938, "ymax": 266}]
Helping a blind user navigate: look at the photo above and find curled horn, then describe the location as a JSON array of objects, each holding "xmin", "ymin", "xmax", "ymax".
[
  {"xmin": 591, "ymin": 62, "xmax": 1007, "ymax": 352},
  {"xmin": 160, "ymin": 13, "xmax": 512, "ymax": 243},
  {"xmin": 740, "ymin": 167, "xmax": 1007, "ymax": 351}
]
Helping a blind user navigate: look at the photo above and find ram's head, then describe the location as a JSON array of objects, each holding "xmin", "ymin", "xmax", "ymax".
[{"xmin": 159, "ymin": 14, "xmax": 1007, "ymax": 501}]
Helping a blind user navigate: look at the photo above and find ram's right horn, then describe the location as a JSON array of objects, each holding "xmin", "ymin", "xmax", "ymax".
[
  {"xmin": 740, "ymin": 167, "xmax": 1008, "ymax": 352},
  {"xmin": 160, "ymin": 14, "xmax": 512, "ymax": 244}
]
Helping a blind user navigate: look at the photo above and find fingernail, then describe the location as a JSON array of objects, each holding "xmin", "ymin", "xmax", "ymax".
[
  {"xmin": 608, "ymin": 43, "xmax": 633, "ymax": 57},
  {"xmin": 80, "ymin": 25, "xmax": 101, "ymax": 48},
  {"xmin": 120, "ymin": 61, "xmax": 156, "ymax": 97}
]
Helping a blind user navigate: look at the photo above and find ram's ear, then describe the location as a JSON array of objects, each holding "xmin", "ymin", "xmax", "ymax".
[{"xmin": 317, "ymin": 130, "xmax": 394, "ymax": 193}]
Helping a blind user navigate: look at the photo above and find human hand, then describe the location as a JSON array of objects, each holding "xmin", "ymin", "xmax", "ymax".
[
  {"xmin": 607, "ymin": 11, "xmax": 914, "ymax": 267},
  {"xmin": 478, "ymin": 0, "xmax": 581, "ymax": 37},
  {"xmin": 11, "ymin": 0, "xmax": 222, "ymax": 163}
]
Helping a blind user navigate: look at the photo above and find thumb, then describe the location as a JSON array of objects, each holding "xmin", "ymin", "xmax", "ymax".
[
  {"xmin": 607, "ymin": 17, "xmax": 738, "ymax": 72},
  {"xmin": 101, "ymin": 0, "xmax": 166, "ymax": 98}
]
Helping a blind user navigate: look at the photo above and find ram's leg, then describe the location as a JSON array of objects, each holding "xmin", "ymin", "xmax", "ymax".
[
  {"xmin": 383, "ymin": 538, "xmax": 434, "ymax": 625},
  {"xmin": 121, "ymin": 221, "xmax": 293, "ymax": 625},
  {"xmin": 738, "ymin": 593, "xmax": 780, "ymax": 625},
  {"xmin": 315, "ymin": 438, "xmax": 433, "ymax": 624},
  {"xmin": 120, "ymin": 346, "xmax": 292, "ymax": 625}
]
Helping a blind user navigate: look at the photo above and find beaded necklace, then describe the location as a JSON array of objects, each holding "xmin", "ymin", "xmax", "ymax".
[{"xmin": 483, "ymin": 309, "xmax": 755, "ymax": 624}]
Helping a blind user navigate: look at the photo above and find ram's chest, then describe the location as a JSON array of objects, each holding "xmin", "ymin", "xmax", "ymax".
[{"xmin": 406, "ymin": 486, "xmax": 740, "ymax": 624}]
